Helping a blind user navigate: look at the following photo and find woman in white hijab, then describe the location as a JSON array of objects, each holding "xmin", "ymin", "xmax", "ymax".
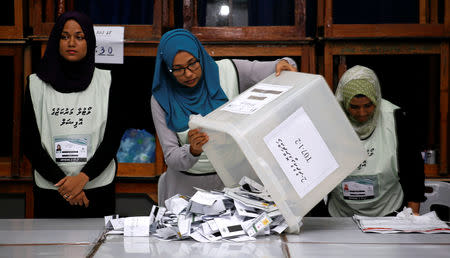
[{"xmin": 327, "ymin": 65, "xmax": 425, "ymax": 217}]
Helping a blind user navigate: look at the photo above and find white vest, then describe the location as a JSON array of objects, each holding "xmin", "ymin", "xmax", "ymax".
[
  {"xmin": 29, "ymin": 68, "xmax": 116, "ymax": 190},
  {"xmin": 177, "ymin": 59, "xmax": 239, "ymax": 174},
  {"xmin": 328, "ymin": 100, "xmax": 404, "ymax": 217}
]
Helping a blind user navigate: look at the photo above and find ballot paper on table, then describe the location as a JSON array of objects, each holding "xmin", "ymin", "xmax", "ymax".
[
  {"xmin": 149, "ymin": 205, "xmax": 166, "ymax": 224},
  {"xmin": 191, "ymin": 189, "xmax": 227, "ymax": 205},
  {"xmin": 214, "ymin": 217, "xmax": 247, "ymax": 238},
  {"xmin": 242, "ymin": 212, "xmax": 273, "ymax": 237},
  {"xmin": 105, "ymin": 215, "xmax": 124, "ymax": 231},
  {"xmin": 353, "ymin": 208, "xmax": 450, "ymax": 234},
  {"xmin": 234, "ymin": 199, "xmax": 259, "ymax": 218},
  {"xmin": 239, "ymin": 176, "xmax": 265, "ymax": 193},
  {"xmin": 164, "ymin": 194, "xmax": 189, "ymax": 215},
  {"xmin": 124, "ymin": 216, "xmax": 151, "ymax": 237},
  {"xmin": 105, "ymin": 214, "xmax": 119, "ymax": 228},
  {"xmin": 110, "ymin": 218, "xmax": 125, "ymax": 230},
  {"xmin": 103, "ymin": 176, "xmax": 289, "ymax": 242},
  {"xmin": 187, "ymin": 198, "xmax": 226, "ymax": 215}
]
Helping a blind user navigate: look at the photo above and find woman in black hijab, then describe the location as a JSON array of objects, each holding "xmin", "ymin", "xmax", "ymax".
[{"xmin": 22, "ymin": 11, "xmax": 127, "ymax": 218}]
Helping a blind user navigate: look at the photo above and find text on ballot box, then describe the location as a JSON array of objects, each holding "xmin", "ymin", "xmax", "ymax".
[
  {"xmin": 189, "ymin": 71, "xmax": 366, "ymax": 233},
  {"xmin": 94, "ymin": 26, "xmax": 124, "ymax": 64},
  {"xmin": 263, "ymin": 107, "xmax": 339, "ymax": 199}
]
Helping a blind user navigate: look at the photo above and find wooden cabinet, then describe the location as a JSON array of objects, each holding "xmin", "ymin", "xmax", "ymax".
[
  {"xmin": 0, "ymin": 0, "xmax": 27, "ymax": 219},
  {"xmin": 0, "ymin": 0, "xmax": 23, "ymax": 39},
  {"xmin": 0, "ymin": 44, "xmax": 24, "ymax": 178},
  {"xmin": 30, "ymin": 0, "xmax": 164, "ymax": 40},
  {"xmin": 0, "ymin": 0, "xmax": 25, "ymax": 179},
  {"xmin": 181, "ymin": 0, "xmax": 316, "ymax": 72},
  {"xmin": 0, "ymin": 42, "xmax": 29, "ymax": 217},
  {"xmin": 0, "ymin": 180, "xmax": 33, "ymax": 218},
  {"xmin": 320, "ymin": 0, "xmax": 450, "ymax": 176},
  {"xmin": 323, "ymin": 40, "xmax": 449, "ymax": 176},
  {"xmin": 322, "ymin": 0, "xmax": 450, "ymax": 38},
  {"xmin": 183, "ymin": 0, "xmax": 307, "ymax": 42}
]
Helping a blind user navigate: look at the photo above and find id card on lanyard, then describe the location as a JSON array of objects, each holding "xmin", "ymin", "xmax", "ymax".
[
  {"xmin": 342, "ymin": 175, "xmax": 379, "ymax": 200},
  {"xmin": 54, "ymin": 136, "xmax": 88, "ymax": 162}
]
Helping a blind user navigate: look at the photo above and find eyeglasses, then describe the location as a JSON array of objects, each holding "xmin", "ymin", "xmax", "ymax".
[{"xmin": 169, "ymin": 60, "xmax": 200, "ymax": 77}]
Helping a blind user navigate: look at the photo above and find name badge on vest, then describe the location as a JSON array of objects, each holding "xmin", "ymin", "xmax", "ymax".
[
  {"xmin": 341, "ymin": 175, "xmax": 379, "ymax": 200},
  {"xmin": 54, "ymin": 136, "xmax": 88, "ymax": 162}
]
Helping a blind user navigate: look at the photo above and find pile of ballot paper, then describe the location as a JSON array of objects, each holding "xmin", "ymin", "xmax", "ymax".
[
  {"xmin": 105, "ymin": 177, "xmax": 290, "ymax": 242},
  {"xmin": 353, "ymin": 207, "xmax": 450, "ymax": 234}
]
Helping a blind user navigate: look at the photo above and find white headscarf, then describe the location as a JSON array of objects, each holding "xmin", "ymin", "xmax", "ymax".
[{"xmin": 335, "ymin": 65, "xmax": 382, "ymax": 140}]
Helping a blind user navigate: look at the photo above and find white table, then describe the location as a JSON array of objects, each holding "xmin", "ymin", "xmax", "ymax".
[
  {"xmin": 0, "ymin": 218, "xmax": 105, "ymax": 258},
  {"xmin": 286, "ymin": 218, "xmax": 450, "ymax": 258},
  {"xmin": 1, "ymin": 218, "xmax": 449, "ymax": 257}
]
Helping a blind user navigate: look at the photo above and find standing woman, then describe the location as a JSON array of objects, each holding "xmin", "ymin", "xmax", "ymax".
[
  {"xmin": 152, "ymin": 29, "xmax": 297, "ymax": 205},
  {"xmin": 328, "ymin": 65, "xmax": 425, "ymax": 217},
  {"xmin": 23, "ymin": 11, "xmax": 126, "ymax": 218}
]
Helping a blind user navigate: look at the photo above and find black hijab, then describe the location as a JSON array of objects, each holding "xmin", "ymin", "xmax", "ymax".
[{"xmin": 37, "ymin": 11, "xmax": 96, "ymax": 93}]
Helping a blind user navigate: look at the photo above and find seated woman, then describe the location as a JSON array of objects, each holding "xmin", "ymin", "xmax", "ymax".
[
  {"xmin": 327, "ymin": 65, "xmax": 425, "ymax": 217},
  {"xmin": 151, "ymin": 29, "xmax": 297, "ymax": 205}
]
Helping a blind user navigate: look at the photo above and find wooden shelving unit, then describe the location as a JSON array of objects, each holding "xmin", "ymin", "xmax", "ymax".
[
  {"xmin": 0, "ymin": 0, "xmax": 28, "ymax": 216},
  {"xmin": 0, "ymin": 0, "xmax": 23, "ymax": 39},
  {"xmin": 320, "ymin": 0, "xmax": 450, "ymax": 176}
]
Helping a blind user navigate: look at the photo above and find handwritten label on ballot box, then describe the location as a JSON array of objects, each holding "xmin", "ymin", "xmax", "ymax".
[
  {"xmin": 264, "ymin": 107, "xmax": 339, "ymax": 199},
  {"xmin": 94, "ymin": 26, "xmax": 124, "ymax": 64}
]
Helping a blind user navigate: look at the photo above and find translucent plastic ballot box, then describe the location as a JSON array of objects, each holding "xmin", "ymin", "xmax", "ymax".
[{"xmin": 189, "ymin": 71, "xmax": 367, "ymax": 233}]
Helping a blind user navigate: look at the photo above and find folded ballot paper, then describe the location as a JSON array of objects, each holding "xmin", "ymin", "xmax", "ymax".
[
  {"xmin": 353, "ymin": 207, "xmax": 450, "ymax": 234},
  {"xmin": 104, "ymin": 177, "xmax": 289, "ymax": 242}
]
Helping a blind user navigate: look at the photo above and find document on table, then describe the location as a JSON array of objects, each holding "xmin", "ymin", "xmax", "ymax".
[
  {"xmin": 353, "ymin": 208, "xmax": 450, "ymax": 234},
  {"xmin": 124, "ymin": 216, "xmax": 150, "ymax": 237}
]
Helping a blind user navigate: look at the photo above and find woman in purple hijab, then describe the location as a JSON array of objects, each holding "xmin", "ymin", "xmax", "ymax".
[{"xmin": 22, "ymin": 11, "xmax": 128, "ymax": 218}]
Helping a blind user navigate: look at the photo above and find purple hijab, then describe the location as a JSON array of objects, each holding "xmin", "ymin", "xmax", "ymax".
[{"xmin": 37, "ymin": 11, "xmax": 96, "ymax": 93}]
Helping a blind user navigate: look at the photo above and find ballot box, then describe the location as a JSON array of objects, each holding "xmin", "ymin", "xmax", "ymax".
[{"xmin": 189, "ymin": 71, "xmax": 366, "ymax": 233}]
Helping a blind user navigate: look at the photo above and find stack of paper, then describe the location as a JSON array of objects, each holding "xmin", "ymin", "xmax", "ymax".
[
  {"xmin": 105, "ymin": 177, "xmax": 290, "ymax": 242},
  {"xmin": 353, "ymin": 208, "xmax": 450, "ymax": 234}
]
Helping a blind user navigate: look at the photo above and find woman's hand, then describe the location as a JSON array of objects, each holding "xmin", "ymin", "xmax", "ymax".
[
  {"xmin": 55, "ymin": 172, "xmax": 89, "ymax": 201},
  {"xmin": 275, "ymin": 59, "xmax": 297, "ymax": 76},
  {"xmin": 68, "ymin": 191, "xmax": 90, "ymax": 207},
  {"xmin": 188, "ymin": 128, "xmax": 209, "ymax": 156},
  {"xmin": 407, "ymin": 201, "xmax": 420, "ymax": 216}
]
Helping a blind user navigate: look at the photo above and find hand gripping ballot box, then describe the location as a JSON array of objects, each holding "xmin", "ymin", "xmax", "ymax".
[{"xmin": 189, "ymin": 71, "xmax": 366, "ymax": 233}]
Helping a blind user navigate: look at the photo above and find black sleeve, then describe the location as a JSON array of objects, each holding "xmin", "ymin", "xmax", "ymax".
[
  {"xmin": 81, "ymin": 71, "xmax": 126, "ymax": 179},
  {"xmin": 395, "ymin": 109, "xmax": 426, "ymax": 203},
  {"xmin": 22, "ymin": 77, "xmax": 67, "ymax": 183}
]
